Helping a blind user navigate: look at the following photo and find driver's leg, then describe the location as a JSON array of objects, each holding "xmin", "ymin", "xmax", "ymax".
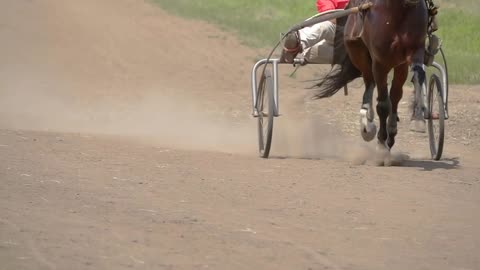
[
  {"xmin": 298, "ymin": 21, "xmax": 336, "ymax": 51},
  {"xmin": 302, "ymin": 40, "xmax": 334, "ymax": 64},
  {"xmin": 281, "ymin": 21, "xmax": 335, "ymax": 63}
]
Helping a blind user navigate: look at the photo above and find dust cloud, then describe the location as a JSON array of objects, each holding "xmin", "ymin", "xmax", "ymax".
[
  {"xmin": 0, "ymin": 83, "xmax": 412, "ymax": 166},
  {"xmin": 270, "ymin": 115, "xmax": 371, "ymax": 161},
  {"xmin": 0, "ymin": 0, "xmax": 370, "ymax": 161},
  {"xmin": 0, "ymin": 83, "xmax": 259, "ymax": 154},
  {"xmin": 268, "ymin": 112, "xmax": 409, "ymax": 165}
]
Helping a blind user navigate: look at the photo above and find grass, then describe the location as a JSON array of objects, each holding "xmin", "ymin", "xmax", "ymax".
[
  {"xmin": 153, "ymin": 0, "xmax": 480, "ymax": 84},
  {"xmin": 151, "ymin": 0, "xmax": 314, "ymax": 47},
  {"xmin": 436, "ymin": 9, "xmax": 480, "ymax": 83}
]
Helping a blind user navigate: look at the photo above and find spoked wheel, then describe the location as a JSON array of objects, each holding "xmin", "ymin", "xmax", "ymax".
[
  {"xmin": 427, "ymin": 74, "xmax": 445, "ymax": 160},
  {"xmin": 439, "ymin": 47, "xmax": 449, "ymax": 114},
  {"xmin": 256, "ymin": 70, "xmax": 275, "ymax": 158}
]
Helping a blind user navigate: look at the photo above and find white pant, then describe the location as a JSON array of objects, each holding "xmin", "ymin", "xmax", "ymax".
[{"xmin": 298, "ymin": 21, "xmax": 336, "ymax": 64}]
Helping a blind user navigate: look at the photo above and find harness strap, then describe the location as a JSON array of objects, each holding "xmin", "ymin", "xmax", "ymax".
[{"xmin": 425, "ymin": 0, "xmax": 438, "ymax": 33}]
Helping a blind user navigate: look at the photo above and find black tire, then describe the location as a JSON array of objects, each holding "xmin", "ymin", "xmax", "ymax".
[
  {"xmin": 256, "ymin": 70, "xmax": 275, "ymax": 158},
  {"xmin": 439, "ymin": 47, "xmax": 449, "ymax": 114},
  {"xmin": 427, "ymin": 74, "xmax": 445, "ymax": 160}
]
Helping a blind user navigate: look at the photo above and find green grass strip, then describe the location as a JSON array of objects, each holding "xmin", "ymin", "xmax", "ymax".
[{"xmin": 153, "ymin": 0, "xmax": 480, "ymax": 84}]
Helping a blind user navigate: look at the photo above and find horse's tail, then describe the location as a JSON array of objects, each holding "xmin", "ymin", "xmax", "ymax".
[
  {"xmin": 313, "ymin": 15, "xmax": 362, "ymax": 99},
  {"xmin": 313, "ymin": 50, "xmax": 362, "ymax": 99}
]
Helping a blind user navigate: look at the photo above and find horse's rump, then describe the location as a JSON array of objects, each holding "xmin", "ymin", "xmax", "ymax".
[{"xmin": 343, "ymin": 0, "xmax": 369, "ymax": 41}]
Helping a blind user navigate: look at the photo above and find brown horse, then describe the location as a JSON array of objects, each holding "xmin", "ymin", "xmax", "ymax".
[{"xmin": 315, "ymin": 0, "xmax": 428, "ymax": 164}]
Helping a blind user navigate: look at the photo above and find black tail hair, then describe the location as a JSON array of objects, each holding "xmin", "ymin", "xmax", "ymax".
[{"xmin": 312, "ymin": 56, "xmax": 361, "ymax": 99}]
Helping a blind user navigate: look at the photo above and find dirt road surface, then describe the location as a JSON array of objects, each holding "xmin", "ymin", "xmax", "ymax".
[{"xmin": 1, "ymin": 1, "xmax": 479, "ymax": 269}]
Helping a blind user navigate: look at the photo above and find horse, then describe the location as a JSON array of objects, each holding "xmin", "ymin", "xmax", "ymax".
[{"xmin": 315, "ymin": 0, "xmax": 428, "ymax": 165}]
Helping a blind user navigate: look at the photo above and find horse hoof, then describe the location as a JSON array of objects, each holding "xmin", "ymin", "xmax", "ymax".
[
  {"xmin": 383, "ymin": 154, "xmax": 393, "ymax": 167},
  {"xmin": 361, "ymin": 125, "xmax": 376, "ymax": 142},
  {"xmin": 409, "ymin": 119, "xmax": 426, "ymax": 133},
  {"xmin": 375, "ymin": 154, "xmax": 393, "ymax": 166},
  {"xmin": 360, "ymin": 109, "xmax": 376, "ymax": 142},
  {"xmin": 375, "ymin": 142, "xmax": 391, "ymax": 166}
]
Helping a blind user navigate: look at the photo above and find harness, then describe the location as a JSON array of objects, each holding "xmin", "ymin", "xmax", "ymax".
[{"xmin": 425, "ymin": 0, "xmax": 439, "ymax": 33}]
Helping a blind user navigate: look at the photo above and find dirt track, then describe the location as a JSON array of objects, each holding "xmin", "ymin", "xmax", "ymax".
[{"xmin": 1, "ymin": 1, "xmax": 479, "ymax": 270}]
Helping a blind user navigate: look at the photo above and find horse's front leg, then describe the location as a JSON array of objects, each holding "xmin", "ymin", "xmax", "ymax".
[
  {"xmin": 387, "ymin": 63, "xmax": 409, "ymax": 148},
  {"xmin": 373, "ymin": 61, "xmax": 393, "ymax": 165},
  {"xmin": 360, "ymin": 80, "xmax": 376, "ymax": 141},
  {"xmin": 345, "ymin": 40, "xmax": 377, "ymax": 142}
]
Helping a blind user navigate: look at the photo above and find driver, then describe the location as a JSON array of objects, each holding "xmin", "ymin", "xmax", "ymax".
[{"xmin": 281, "ymin": 0, "xmax": 348, "ymax": 64}]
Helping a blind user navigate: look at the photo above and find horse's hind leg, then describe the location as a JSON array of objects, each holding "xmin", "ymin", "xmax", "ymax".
[
  {"xmin": 410, "ymin": 47, "xmax": 428, "ymax": 133},
  {"xmin": 387, "ymin": 63, "xmax": 409, "ymax": 148},
  {"xmin": 410, "ymin": 63, "xmax": 428, "ymax": 132},
  {"xmin": 345, "ymin": 40, "xmax": 376, "ymax": 141}
]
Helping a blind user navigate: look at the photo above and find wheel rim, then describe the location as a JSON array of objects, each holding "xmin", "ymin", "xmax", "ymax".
[
  {"xmin": 257, "ymin": 77, "xmax": 266, "ymax": 153},
  {"xmin": 429, "ymin": 91, "xmax": 440, "ymax": 153},
  {"xmin": 427, "ymin": 74, "xmax": 445, "ymax": 160},
  {"xmin": 256, "ymin": 71, "xmax": 274, "ymax": 158}
]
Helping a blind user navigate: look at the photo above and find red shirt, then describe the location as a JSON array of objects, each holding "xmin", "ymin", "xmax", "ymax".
[{"xmin": 316, "ymin": 0, "xmax": 349, "ymax": 13}]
